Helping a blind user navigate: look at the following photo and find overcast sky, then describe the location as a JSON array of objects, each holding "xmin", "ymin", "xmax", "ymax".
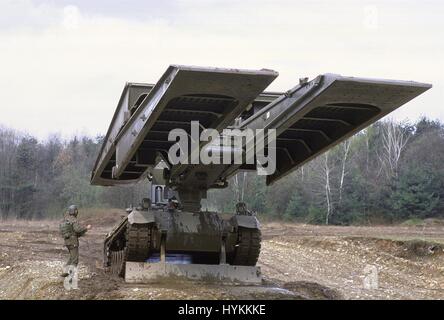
[{"xmin": 0, "ymin": 0, "xmax": 442, "ymax": 140}]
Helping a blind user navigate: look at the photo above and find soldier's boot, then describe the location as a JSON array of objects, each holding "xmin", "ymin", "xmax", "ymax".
[{"xmin": 60, "ymin": 272, "xmax": 69, "ymax": 277}]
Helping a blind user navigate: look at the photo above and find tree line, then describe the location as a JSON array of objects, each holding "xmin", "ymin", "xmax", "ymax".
[
  {"xmin": 1, "ymin": 117, "xmax": 443, "ymax": 224},
  {"xmin": 206, "ymin": 117, "xmax": 444, "ymax": 224},
  {"xmin": 0, "ymin": 128, "xmax": 147, "ymax": 219}
]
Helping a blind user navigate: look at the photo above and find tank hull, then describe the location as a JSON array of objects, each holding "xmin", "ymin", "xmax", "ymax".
[{"xmin": 104, "ymin": 209, "xmax": 262, "ymax": 283}]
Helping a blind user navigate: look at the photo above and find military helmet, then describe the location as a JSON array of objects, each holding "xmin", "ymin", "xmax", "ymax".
[
  {"xmin": 68, "ymin": 205, "xmax": 78, "ymax": 217},
  {"xmin": 236, "ymin": 202, "xmax": 247, "ymax": 214},
  {"xmin": 141, "ymin": 198, "xmax": 151, "ymax": 210}
]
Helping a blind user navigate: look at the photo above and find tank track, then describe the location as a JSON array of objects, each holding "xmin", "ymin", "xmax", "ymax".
[
  {"xmin": 126, "ymin": 223, "xmax": 154, "ymax": 262},
  {"xmin": 107, "ymin": 222, "xmax": 155, "ymax": 277},
  {"xmin": 109, "ymin": 249, "xmax": 126, "ymax": 276},
  {"xmin": 232, "ymin": 227, "xmax": 262, "ymax": 266}
]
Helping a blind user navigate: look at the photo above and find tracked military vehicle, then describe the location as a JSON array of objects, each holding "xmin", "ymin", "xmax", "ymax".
[{"xmin": 91, "ymin": 65, "xmax": 431, "ymax": 283}]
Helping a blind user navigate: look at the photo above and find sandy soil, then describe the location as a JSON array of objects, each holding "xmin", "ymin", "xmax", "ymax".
[{"xmin": 0, "ymin": 213, "xmax": 443, "ymax": 300}]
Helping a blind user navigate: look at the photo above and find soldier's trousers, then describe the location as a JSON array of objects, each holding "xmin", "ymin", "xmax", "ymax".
[{"xmin": 66, "ymin": 245, "xmax": 79, "ymax": 266}]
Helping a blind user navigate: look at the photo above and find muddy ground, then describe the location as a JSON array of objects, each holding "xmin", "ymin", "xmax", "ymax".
[{"xmin": 1, "ymin": 212, "xmax": 444, "ymax": 300}]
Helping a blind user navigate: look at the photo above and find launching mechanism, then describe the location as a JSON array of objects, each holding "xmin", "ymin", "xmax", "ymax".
[{"xmin": 91, "ymin": 65, "xmax": 431, "ymax": 283}]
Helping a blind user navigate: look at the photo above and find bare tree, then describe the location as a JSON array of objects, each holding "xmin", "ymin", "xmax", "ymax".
[
  {"xmin": 0, "ymin": 127, "xmax": 20, "ymax": 219},
  {"xmin": 364, "ymin": 128, "xmax": 370, "ymax": 174},
  {"xmin": 377, "ymin": 120, "xmax": 410, "ymax": 178},
  {"xmin": 232, "ymin": 172, "xmax": 248, "ymax": 202},
  {"xmin": 323, "ymin": 151, "xmax": 333, "ymax": 225},
  {"xmin": 338, "ymin": 139, "xmax": 352, "ymax": 205}
]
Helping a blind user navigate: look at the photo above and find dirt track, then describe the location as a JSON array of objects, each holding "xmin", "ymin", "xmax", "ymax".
[{"xmin": 1, "ymin": 213, "xmax": 443, "ymax": 300}]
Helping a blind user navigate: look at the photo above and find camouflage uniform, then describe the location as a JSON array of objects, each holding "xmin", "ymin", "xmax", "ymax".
[{"xmin": 61, "ymin": 215, "xmax": 88, "ymax": 266}]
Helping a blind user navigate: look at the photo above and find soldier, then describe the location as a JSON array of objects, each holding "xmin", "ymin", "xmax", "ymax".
[
  {"xmin": 59, "ymin": 205, "xmax": 91, "ymax": 277},
  {"xmin": 167, "ymin": 198, "xmax": 175, "ymax": 213},
  {"xmin": 165, "ymin": 196, "xmax": 181, "ymax": 212},
  {"xmin": 236, "ymin": 202, "xmax": 251, "ymax": 216},
  {"xmin": 141, "ymin": 198, "xmax": 151, "ymax": 210}
]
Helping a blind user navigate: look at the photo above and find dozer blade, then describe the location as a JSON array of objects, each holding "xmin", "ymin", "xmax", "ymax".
[
  {"xmin": 238, "ymin": 74, "xmax": 432, "ymax": 185},
  {"xmin": 125, "ymin": 262, "xmax": 262, "ymax": 284}
]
